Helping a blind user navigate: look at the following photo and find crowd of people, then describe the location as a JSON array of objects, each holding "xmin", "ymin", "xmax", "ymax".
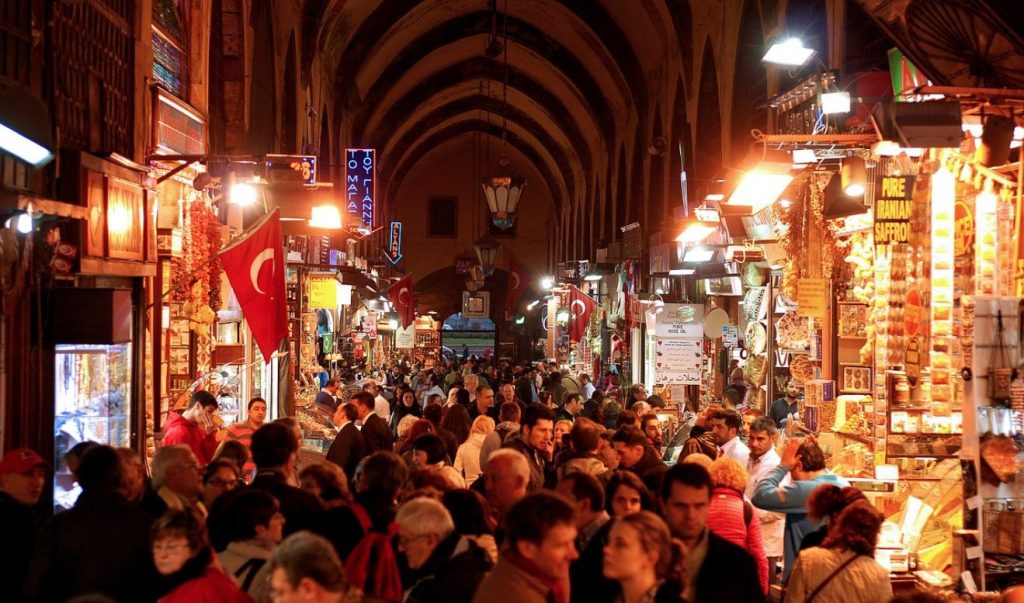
[{"xmin": 0, "ymin": 358, "xmax": 980, "ymax": 603}]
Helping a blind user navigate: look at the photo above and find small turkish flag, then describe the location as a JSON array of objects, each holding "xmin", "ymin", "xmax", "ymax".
[
  {"xmin": 504, "ymin": 256, "xmax": 526, "ymax": 320},
  {"xmin": 389, "ymin": 274, "xmax": 415, "ymax": 329},
  {"xmin": 568, "ymin": 285, "xmax": 597, "ymax": 343},
  {"xmin": 219, "ymin": 209, "xmax": 289, "ymax": 363}
]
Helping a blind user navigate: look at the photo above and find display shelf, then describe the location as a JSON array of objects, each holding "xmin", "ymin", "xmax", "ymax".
[
  {"xmin": 836, "ymin": 431, "xmax": 873, "ymax": 446},
  {"xmin": 886, "ymin": 453, "xmax": 960, "ymax": 459}
]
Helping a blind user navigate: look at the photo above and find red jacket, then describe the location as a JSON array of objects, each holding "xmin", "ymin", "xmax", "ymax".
[
  {"xmin": 707, "ymin": 486, "xmax": 769, "ymax": 593},
  {"xmin": 160, "ymin": 563, "xmax": 252, "ymax": 603},
  {"xmin": 162, "ymin": 411, "xmax": 219, "ymax": 466}
]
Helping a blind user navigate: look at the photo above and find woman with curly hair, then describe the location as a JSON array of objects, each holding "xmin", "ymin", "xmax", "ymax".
[
  {"xmin": 603, "ymin": 511, "xmax": 687, "ymax": 603},
  {"xmin": 785, "ymin": 500, "xmax": 892, "ymax": 603},
  {"xmin": 706, "ymin": 457, "xmax": 768, "ymax": 593},
  {"xmin": 801, "ymin": 484, "xmax": 867, "ymax": 551}
]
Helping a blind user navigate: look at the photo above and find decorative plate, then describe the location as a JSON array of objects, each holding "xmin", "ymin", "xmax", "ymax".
[
  {"xmin": 790, "ymin": 354, "xmax": 816, "ymax": 384},
  {"xmin": 776, "ymin": 311, "xmax": 811, "ymax": 350},
  {"xmin": 744, "ymin": 321, "xmax": 767, "ymax": 355}
]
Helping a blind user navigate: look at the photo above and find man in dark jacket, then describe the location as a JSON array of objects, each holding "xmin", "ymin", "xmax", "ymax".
[
  {"xmin": 0, "ymin": 448, "xmax": 48, "ymax": 603},
  {"xmin": 326, "ymin": 402, "xmax": 366, "ymax": 479},
  {"xmin": 248, "ymin": 422, "xmax": 323, "ymax": 536},
  {"xmin": 515, "ymin": 368, "xmax": 538, "ymax": 403},
  {"xmin": 353, "ymin": 391, "xmax": 393, "ymax": 454},
  {"xmin": 396, "ymin": 497, "xmax": 492, "ymax": 603},
  {"xmin": 502, "ymin": 404, "xmax": 556, "ymax": 491},
  {"xmin": 24, "ymin": 445, "xmax": 157, "ymax": 603},
  {"xmin": 423, "ymin": 402, "xmax": 459, "ymax": 461},
  {"xmin": 611, "ymin": 425, "xmax": 668, "ymax": 494},
  {"xmin": 661, "ymin": 463, "xmax": 765, "ymax": 603}
]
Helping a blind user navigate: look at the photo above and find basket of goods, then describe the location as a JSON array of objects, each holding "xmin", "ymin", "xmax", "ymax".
[
  {"xmin": 981, "ymin": 433, "xmax": 1019, "ymax": 484},
  {"xmin": 776, "ymin": 311, "xmax": 811, "ymax": 350}
]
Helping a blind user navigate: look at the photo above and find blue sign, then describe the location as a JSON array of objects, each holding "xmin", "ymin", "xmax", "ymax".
[
  {"xmin": 345, "ymin": 149, "xmax": 375, "ymax": 227},
  {"xmin": 383, "ymin": 221, "xmax": 403, "ymax": 265}
]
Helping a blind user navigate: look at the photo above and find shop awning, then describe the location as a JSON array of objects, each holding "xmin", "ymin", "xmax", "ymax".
[{"xmin": 336, "ymin": 267, "xmax": 378, "ymax": 299}]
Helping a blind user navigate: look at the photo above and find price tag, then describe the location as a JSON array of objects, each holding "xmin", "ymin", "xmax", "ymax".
[
  {"xmin": 961, "ymin": 571, "xmax": 978, "ymax": 593},
  {"xmin": 966, "ymin": 546, "xmax": 983, "ymax": 560}
]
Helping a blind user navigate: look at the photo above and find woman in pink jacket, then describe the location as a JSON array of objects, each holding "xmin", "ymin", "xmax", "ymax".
[{"xmin": 707, "ymin": 457, "xmax": 769, "ymax": 593}]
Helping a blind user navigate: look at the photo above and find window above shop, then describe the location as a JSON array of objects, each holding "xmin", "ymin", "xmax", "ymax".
[{"xmin": 428, "ymin": 196, "xmax": 457, "ymax": 237}]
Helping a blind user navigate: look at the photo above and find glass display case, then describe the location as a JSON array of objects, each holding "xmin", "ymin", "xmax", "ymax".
[{"xmin": 54, "ymin": 343, "xmax": 132, "ymax": 511}]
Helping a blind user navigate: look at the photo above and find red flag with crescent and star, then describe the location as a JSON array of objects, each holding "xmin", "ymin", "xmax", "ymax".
[
  {"xmin": 219, "ymin": 208, "xmax": 289, "ymax": 364},
  {"xmin": 568, "ymin": 285, "xmax": 597, "ymax": 343},
  {"xmin": 389, "ymin": 274, "xmax": 415, "ymax": 329},
  {"xmin": 504, "ymin": 256, "xmax": 526, "ymax": 320}
]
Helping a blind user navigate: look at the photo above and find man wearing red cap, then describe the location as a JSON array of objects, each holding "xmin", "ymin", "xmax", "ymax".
[{"xmin": 0, "ymin": 448, "xmax": 48, "ymax": 603}]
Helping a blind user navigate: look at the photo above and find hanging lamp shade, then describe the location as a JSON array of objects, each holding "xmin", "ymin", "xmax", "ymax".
[
  {"xmin": 482, "ymin": 173, "xmax": 526, "ymax": 230},
  {"xmin": 473, "ymin": 234, "xmax": 502, "ymax": 277}
]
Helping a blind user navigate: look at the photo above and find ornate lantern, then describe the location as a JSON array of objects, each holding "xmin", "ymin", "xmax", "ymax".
[
  {"xmin": 473, "ymin": 234, "xmax": 501, "ymax": 277},
  {"xmin": 482, "ymin": 168, "xmax": 526, "ymax": 230}
]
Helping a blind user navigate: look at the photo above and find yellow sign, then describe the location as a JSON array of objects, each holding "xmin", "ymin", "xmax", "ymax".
[
  {"xmin": 308, "ymin": 278, "xmax": 337, "ymax": 309},
  {"xmin": 797, "ymin": 278, "xmax": 827, "ymax": 318}
]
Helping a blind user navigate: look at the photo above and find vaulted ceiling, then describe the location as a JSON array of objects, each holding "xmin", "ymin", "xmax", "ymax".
[{"xmin": 304, "ymin": 0, "xmax": 687, "ymax": 216}]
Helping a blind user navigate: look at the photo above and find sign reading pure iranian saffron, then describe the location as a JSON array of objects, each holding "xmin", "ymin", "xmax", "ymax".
[
  {"xmin": 874, "ymin": 175, "xmax": 916, "ymax": 245},
  {"xmin": 345, "ymin": 149, "xmax": 375, "ymax": 227}
]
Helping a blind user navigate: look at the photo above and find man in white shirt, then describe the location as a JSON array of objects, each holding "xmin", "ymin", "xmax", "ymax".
[
  {"xmin": 711, "ymin": 408, "xmax": 750, "ymax": 466},
  {"xmin": 580, "ymin": 374, "xmax": 596, "ymax": 402},
  {"xmin": 744, "ymin": 416, "xmax": 786, "ymax": 586},
  {"xmin": 361, "ymin": 379, "xmax": 390, "ymax": 421}
]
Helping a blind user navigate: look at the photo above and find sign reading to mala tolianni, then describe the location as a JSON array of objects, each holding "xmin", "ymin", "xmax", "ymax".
[{"xmin": 874, "ymin": 175, "xmax": 916, "ymax": 245}]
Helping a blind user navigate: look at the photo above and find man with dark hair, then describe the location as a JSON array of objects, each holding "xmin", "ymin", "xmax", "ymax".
[
  {"xmin": 547, "ymin": 371, "xmax": 568, "ymax": 407},
  {"xmin": 711, "ymin": 409, "xmax": 750, "ymax": 466},
  {"xmin": 326, "ymin": 402, "xmax": 365, "ymax": 479},
  {"xmin": 162, "ymin": 389, "xmax": 220, "ymax": 465},
  {"xmin": 556, "ymin": 393, "xmax": 583, "ymax": 422},
  {"xmin": 769, "ymin": 380, "xmax": 801, "ymax": 428},
  {"xmin": 249, "ymin": 422, "xmax": 323, "ymax": 537},
  {"xmin": 515, "ymin": 367, "xmax": 539, "ymax": 404},
  {"xmin": 479, "ymin": 401, "xmax": 522, "ymax": 473},
  {"xmin": 556, "ymin": 472, "xmax": 608, "ymax": 552},
  {"xmin": 503, "ymin": 403, "xmax": 556, "ymax": 490},
  {"xmin": 469, "ymin": 385, "xmax": 498, "ymax": 421},
  {"xmin": 224, "ymin": 397, "xmax": 267, "ymax": 473},
  {"xmin": 268, "ymin": 531, "xmax": 350, "ymax": 602},
  {"xmin": 640, "ymin": 413, "xmax": 663, "ymax": 451},
  {"xmin": 352, "ymin": 391, "xmax": 393, "ymax": 454},
  {"xmin": 745, "ymin": 416, "xmax": 785, "ymax": 574},
  {"xmin": 610, "ymin": 425, "xmax": 667, "ymax": 494},
  {"xmin": 661, "ymin": 463, "xmax": 765, "ymax": 603},
  {"xmin": 614, "ymin": 409, "xmax": 639, "ymax": 430},
  {"xmin": 752, "ymin": 438, "xmax": 848, "ymax": 582},
  {"xmin": 472, "ymin": 492, "xmax": 579, "ymax": 603},
  {"xmin": 315, "ymin": 378, "xmax": 341, "ymax": 415},
  {"xmin": 320, "ymin": 451, "xmax": 408, "ymax": 560},
  {"xmin": 25, "ymin": 445, "xmax": 156, "ymax": 603}
]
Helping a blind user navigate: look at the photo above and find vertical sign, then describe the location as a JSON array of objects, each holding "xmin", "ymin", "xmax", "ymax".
[
  {"xmin": 383, "ymin": 221, "xmax": 403, "ymax": 264},
  {"xmin": 874, "ymin": 175, "xmax": 915, "ymax": 247},
  {"xmin": 345, "ymin": 149, "xmax": 375, "ymax": 227}
]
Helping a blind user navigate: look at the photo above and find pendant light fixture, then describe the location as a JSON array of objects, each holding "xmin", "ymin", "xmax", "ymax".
[{"xmin": 481, "ymin": 0, "xmax": 525, "ymax": 231}]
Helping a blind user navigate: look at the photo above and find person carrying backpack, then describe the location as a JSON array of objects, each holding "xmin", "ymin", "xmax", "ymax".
[{"xmin": 317, "ymin": 452, "xmax": 408, "ymax": 602}]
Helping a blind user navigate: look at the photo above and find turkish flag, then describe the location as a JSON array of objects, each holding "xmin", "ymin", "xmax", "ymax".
[
  {"xmin": 568, "ymin": 285, "xmax": 597, "ymax": 343},
  {"xmin": 389, "ymin": 274, "xmax": 415, "ymax": 329},
  {"xmin": 219, "ymin": 209, "xmax": 289, "ymax": 363},
  {"xmin": 504, "ymin": 256, "xmax": 526, "ymax": 320}
]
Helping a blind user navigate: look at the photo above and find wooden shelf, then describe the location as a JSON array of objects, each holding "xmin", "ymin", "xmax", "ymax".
[{"xmin": 835, "ymin": 431, "xmax": 872, "ymax": 446}]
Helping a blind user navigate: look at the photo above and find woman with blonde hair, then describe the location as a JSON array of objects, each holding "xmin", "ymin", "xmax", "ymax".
[
  {"xmin": 603, "ymin": 510, "xmax": 687, "ymax": 603},
  {"xmin": 454, "ymin": 415, "xmax": 494, "ymax": 486},
  {"xmin": 786, "ymin": 500, "xmax": 892, "ymax": 603},
  {"xmin": 707, "ymin": 457, "xmax": 769, "ymax": 594}
]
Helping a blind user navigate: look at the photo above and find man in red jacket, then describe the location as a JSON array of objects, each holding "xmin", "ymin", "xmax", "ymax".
[{"xmin": 163, "ymin": 390, "xmax": 220, "ymax": 466}]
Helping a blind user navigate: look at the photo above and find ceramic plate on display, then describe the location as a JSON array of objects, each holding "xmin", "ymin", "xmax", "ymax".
[
  {"xmin": 789, "ymin": 354, "xmax": 816, "ymax": 383},
  {"xmin": 743, "ymin": 287, "xmax": 767, "ymax": 322},
  {"xmin": 776, "ymin": 311, "xmax": 811, "ymax": 350},
  {"xmin": 744, "ymin": 322, "xmax": 767, "ymax": 355},
  {"xmin": 704, "ymin": 308, "xmax": 729, "ymax": 339}
]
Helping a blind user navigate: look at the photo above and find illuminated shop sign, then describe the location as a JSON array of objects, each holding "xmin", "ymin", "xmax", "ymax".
[{"xmin": 345, "ymin": 148, "xmax": 375, "ymax": 226}]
